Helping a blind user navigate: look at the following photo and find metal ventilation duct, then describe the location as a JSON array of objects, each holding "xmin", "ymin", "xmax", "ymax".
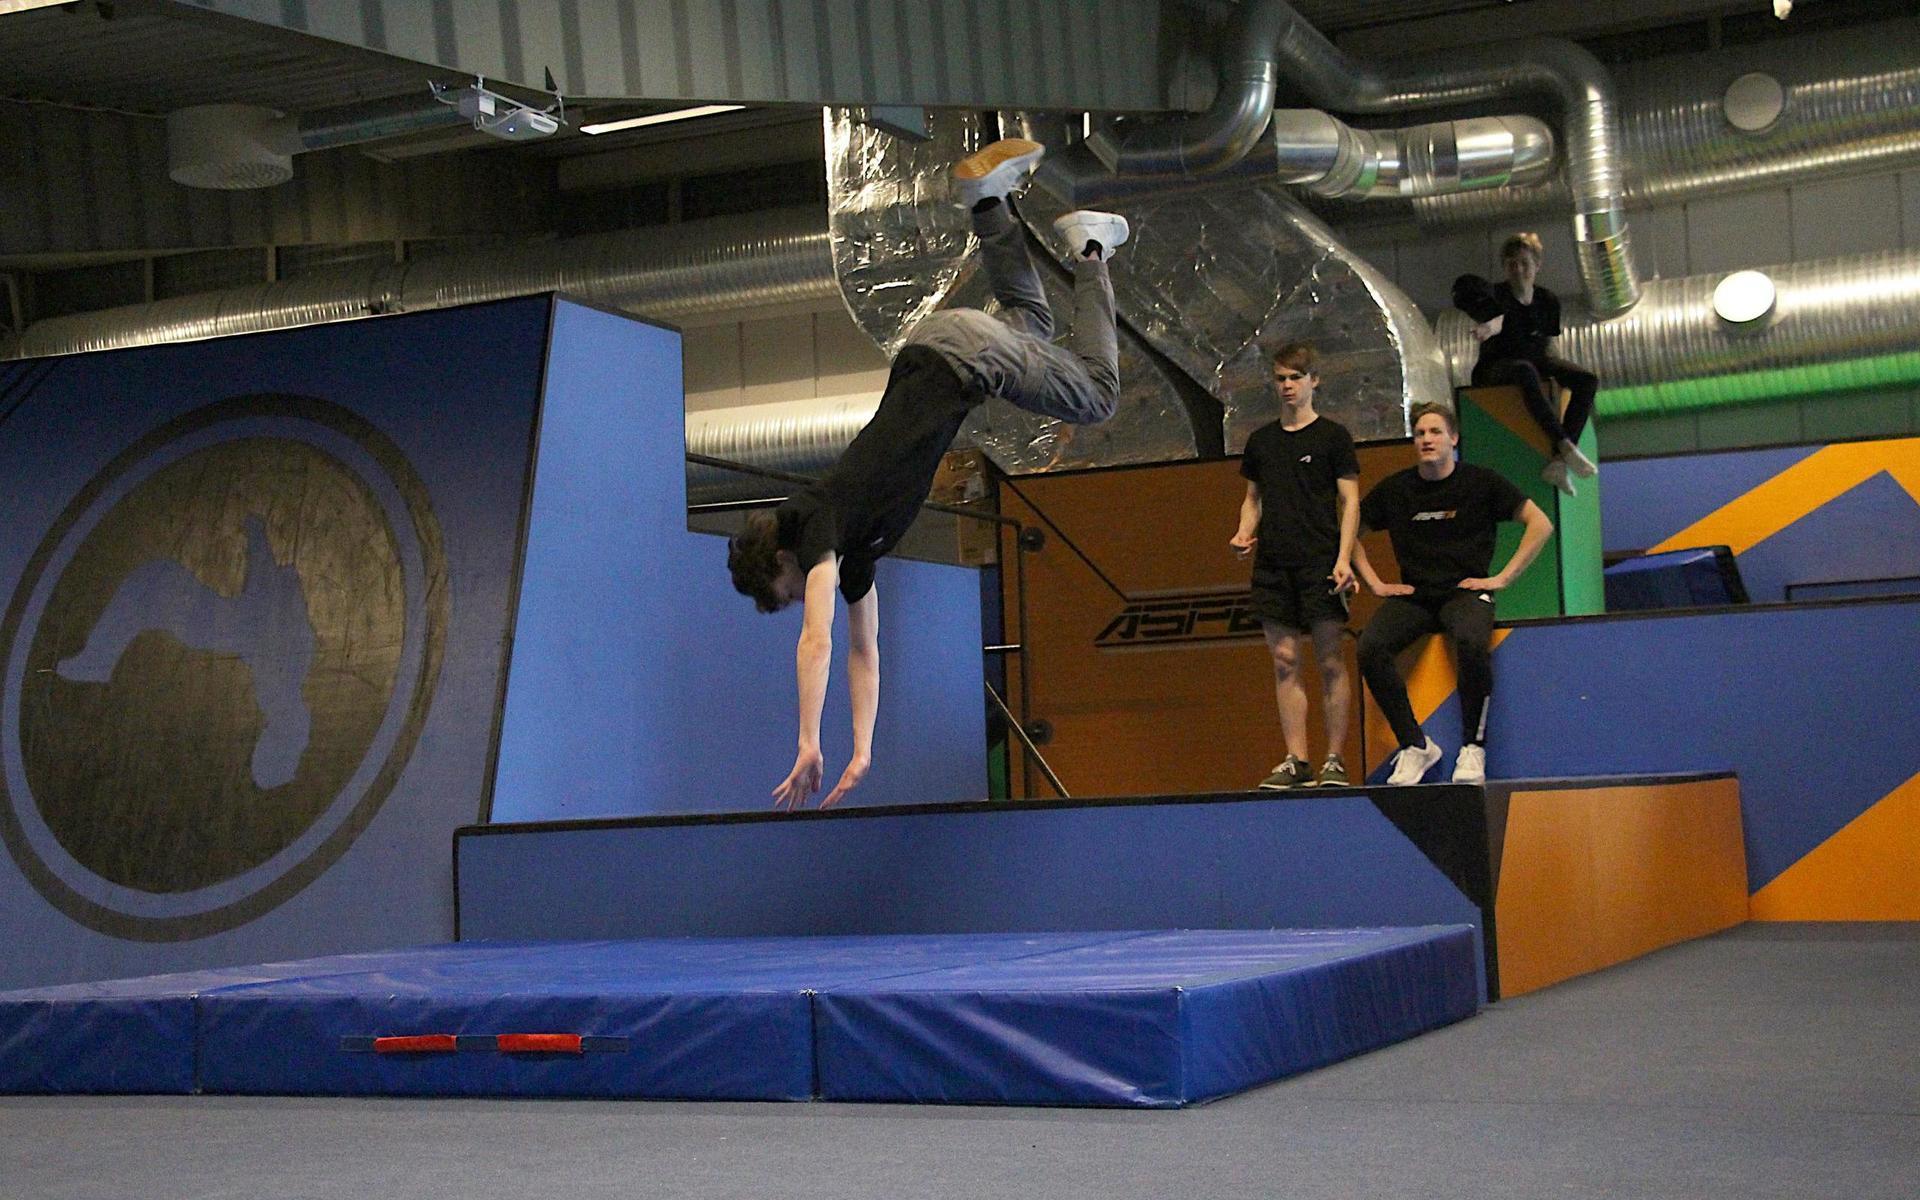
[
  {"xmin": 1410, "ymin": 18, "xmax": 1920, "ymax": 227},
  {"xmin": 10, "ymin": 209, "xmax": 838, "ymax": 359},
  {"xmin": 1435, "ymin": 248, "xmax": 1920, "ymax": 415},
  {"xmin": 166, "ymin": 94, "xmax": 475, "ymax": 191},
  {"xmin": 1271, "ymin": 111, "xmax": 1557, "ymax": 199},
  {"xmin": 1059, "ymin": 0, "xmax": 1639, "ymax": 315}
]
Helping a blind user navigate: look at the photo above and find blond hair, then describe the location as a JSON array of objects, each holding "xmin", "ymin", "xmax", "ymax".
[
  {"xmin": 1500, "ymin": 232, "xmax": 1544, "ymax": 263},
  {"xmin": 1409, "ymin": 401, "xmax": 1458, "ymax": 434}
]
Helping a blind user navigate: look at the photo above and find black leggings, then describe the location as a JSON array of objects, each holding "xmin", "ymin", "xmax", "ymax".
[
  {"xmin": 1357, "ymin": 591, "xmax": 1496, "ymax": 749},
  {"xmin": 1472, "ymin": 354, "xmax": 1596, "ymax": 448}
]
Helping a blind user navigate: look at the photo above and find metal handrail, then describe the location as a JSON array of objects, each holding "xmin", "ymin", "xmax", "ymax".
[{"xmin": 687, "ymin": 449, "xmax": 1068, "ymax": 800}]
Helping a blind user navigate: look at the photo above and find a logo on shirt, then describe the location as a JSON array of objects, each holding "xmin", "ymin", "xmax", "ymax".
[
  {"xmin": 1299, "ymin": 454, "xmax": 1312, "ymax": 463},
  {"xmin": 1411, "ymin": 509, "xmax": 1459, "ymax": 521},
  {"xmin": 1094, "ymin": 587, "xmax": 1264, "ymax": 651}
]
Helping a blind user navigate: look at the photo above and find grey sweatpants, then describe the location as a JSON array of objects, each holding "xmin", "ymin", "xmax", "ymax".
[{"xmin": 903, "ymin": 202, "xmax": 1120, "ymax": 425}]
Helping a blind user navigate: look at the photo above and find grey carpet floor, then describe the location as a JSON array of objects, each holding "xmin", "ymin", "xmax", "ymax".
[{"xmin": 5, "ymin": 923, "xmax": 1915, "ymax": 1200}]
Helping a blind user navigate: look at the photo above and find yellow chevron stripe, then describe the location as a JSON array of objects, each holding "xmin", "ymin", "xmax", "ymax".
[
  {"xmin": 1652, "ymin": 437, "xmax": 1920, "ymax": 556},
  {"xmin": 1749, "ymin": 769, "xmax": 1920, "ymax": 920}
]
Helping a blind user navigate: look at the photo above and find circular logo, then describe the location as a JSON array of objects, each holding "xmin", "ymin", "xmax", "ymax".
[{"xmin": 0, "ymin": 395, "xmax": 447, "ymax": 941}]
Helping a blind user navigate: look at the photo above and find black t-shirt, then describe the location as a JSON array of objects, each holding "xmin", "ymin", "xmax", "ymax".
[
  {"xmin": 1239, "ymin": 416, "xmax": 1359, "ymax": 568},
  {"xmin": 1360, "ymin": 462, "xmax": 1527, "ymax": 591},
  {"xmin": 773, "ymin": 345, "xmax": 982, "ymax": 603},
  {"xmin": 1479, "ymin": 282, "xmax": 1561, "ymax": 363}
]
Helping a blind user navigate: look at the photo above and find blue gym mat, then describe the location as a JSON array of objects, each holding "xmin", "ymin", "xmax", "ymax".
[{"xmin": 0, "ymin": 928, "xmax": 1478, "ymax": 1106}]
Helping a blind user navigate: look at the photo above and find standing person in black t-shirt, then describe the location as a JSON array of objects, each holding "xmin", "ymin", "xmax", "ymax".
[
  {"xmin": 1453, "ymin": 232, "xmax": 1601, "ymax": 497},
  {"xmin": 1230, "ymin": 342, "xmax": 1360, "ymax": 790},
  {"xmin": 726, "ymin": 137, "xmax": 1131, "ymax": 809},
  {"xmin": 1353, "ymin": 401, "xmax": 1554, "ymax": 785}
]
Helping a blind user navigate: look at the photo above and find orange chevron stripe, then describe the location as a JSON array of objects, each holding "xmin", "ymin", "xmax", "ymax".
[
  {"xmin": 1652, "ymin": 437, "xmax": 1920, "ymax": 556},
  {"xmin": 1749, "ymin": 770, "xmax": 1920, "ymax": 920}
]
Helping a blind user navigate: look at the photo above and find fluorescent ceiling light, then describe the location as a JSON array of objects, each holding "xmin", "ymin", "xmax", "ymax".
[
  {"xmin": 580, "ymin": 104, "xmax": 745, "ymax": 135},
  {"xmin": 0, "ymin": 0, "xmax": 79, "ymax": 14}
]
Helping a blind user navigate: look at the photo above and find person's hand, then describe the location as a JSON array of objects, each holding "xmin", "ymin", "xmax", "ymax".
[
  {"xmin": 773, "ymin": 746, "xmax": 825, "ymax": 809},
  {"xmin": 821, "ymin": 754, "xmax": 871, "ymax": 809},
  {"xmin": 1329, "ymin": 561, "xmax": 1356, "ymax": 595},
  {"xmin": 1457, "ymin": 577, "xmax": 1506, "ymax": 593},
  {"xmin": 1371, "ymin": 580, "xmax": 1415, "ymax": 598},
  {"xmin": 1471, "ymin": 315, "xmax": 1504, "ymax": 342},
  {"xmin": 1229, "ymin": 530, "xmax": 1257, "ymax": 560}
]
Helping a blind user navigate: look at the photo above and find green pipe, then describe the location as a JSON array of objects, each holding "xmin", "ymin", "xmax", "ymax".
[{"xmin": 1598, "ymin": 351, "xmax": 1920, "ymax": 417}]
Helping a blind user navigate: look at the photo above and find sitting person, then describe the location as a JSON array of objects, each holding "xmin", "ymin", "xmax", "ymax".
[
  {"xmin": 1352, "ymin": 401, "xmax": 1554, "ymax": 785},
  {"xmin": 1453, "ymin": 232, "xmax": 1600, "ymax": 497},
  {"xmin": 727, "ymin": 137, "xmax": 1128, "ymax": 810}
]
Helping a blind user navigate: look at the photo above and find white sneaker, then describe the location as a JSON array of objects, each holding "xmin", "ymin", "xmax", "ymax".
[
  {"xmin": 1053, "ymin": 210, "xmax": 1129, "ymax": 261},
  {"xmin": 1451, "ymin": 744, "xmax": 1486, "ymax": 784},
  {"xmin": 1560, "ymin": 440, "xmax": 1598, "ymax": 478},
  {"xmin": 952, "ymin": 138, "xmax": 1044, "ymax": 208},
  {"xmin": 1386, "ymin": 737, "xmax": 1443, "ymax": 785},
  {"xmin": 1541, "ymin": 458, "xmax": 1576, "ymax": 497}
]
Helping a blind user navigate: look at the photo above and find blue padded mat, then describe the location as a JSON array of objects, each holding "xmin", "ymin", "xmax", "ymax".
[
  {"xmin": 815, "ymin": 928, "xmax": 1481, "ymax": 1106},
  {"xmin": 0, "ymin": 930, "xmax": 1478, "ymax": 1105}
]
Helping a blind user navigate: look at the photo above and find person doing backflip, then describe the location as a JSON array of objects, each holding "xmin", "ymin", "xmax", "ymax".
[
  {"xmin": 1352, "ymin": 401, "xmax": 1554, "ymax": 786},
  {"xmin": 1230, "ymin": 342, "xmax": 1360, "ymax": 790},
  {"xmin": 727, "ymin": 138, "xmax": 1129, "ymax": 810}
]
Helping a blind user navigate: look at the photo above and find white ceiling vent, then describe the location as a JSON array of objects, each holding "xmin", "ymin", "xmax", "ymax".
[{"xmin": 167, "ymin": 104, "xmax": 295, "ymax": 190}]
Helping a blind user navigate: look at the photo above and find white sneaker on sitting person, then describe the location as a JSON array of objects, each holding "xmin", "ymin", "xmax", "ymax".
[
  {"xmin": 1559, "ymin": 440, "xmax": 1598, "ymax": 478},
  {"xmin": 1386, "ymin": 737, "xmax": 1443, "ymax": 785},
  {"xmin": 1542, "ymin": 458, "xmax": 1576, "ymax": 497},
  {"xmin": 1053, "ymin": 210, "xmax": 1129, "ymax": 261},
  {"xmin": 1452, "ymin": 743, "xmax": 1487, "ymax": 784}
]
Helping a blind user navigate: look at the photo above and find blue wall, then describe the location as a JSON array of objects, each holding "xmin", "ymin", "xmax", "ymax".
[
  {"xmin": 0, "ymin": 299, "xmax": 548, "ymax": 989},
  {"xmin": 1404, "ymin": 597, "xmax": 1920, "ymax": 893},
  {"xmin": 1602, "ymin": 442, "xmax": 1920, "ymax": 603},
  {"xmin": 488, "ymin": 300, "xmax": 987, "ymax": 820},
  {"xmin": 456, "ymin": 793, "xmax": 1488, "ymax": 995}
]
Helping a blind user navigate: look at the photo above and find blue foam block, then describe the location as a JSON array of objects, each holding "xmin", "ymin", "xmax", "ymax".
[
  {"xmin": 814, "ymin": 927, "xmax": 1480, "ymax": 1107},
  {"xmin": 4, "ymin": 931, "xmax": 1480, "ymax": 1104}
]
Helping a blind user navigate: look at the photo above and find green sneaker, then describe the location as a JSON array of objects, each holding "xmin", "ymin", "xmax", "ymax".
[
  {"xmin": 1258, "ymin": 756, "xmax": 1312, "ymax": 790},
  {"xmin": 1314, "ymin": 755, "xmax": 1350, "ymax": 788}
]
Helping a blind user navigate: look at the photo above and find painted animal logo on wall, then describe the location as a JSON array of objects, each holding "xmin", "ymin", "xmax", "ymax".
[{"xmin": 0, "ymin": 395, "xmax": 448, "ymax": 941}]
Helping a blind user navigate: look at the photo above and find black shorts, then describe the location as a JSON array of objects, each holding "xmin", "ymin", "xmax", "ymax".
[{"xmin": 1250, "ymin": 562, "xmax": 1350, "ymax": 633}]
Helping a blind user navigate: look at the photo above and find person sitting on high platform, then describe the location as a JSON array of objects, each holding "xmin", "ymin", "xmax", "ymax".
[
  {"xmin": 1453, "ymin": 232, "xmax": 1601, "ymax": 497},
  {"xmin": 728, "ymin": 137, "xmax": 1129, "ymax": 809}
]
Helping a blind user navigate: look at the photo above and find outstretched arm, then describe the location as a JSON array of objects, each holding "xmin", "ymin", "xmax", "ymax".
[
  {"xmin": 823, "ymin": 585, "xmax": 879, "ymax": 808},
  {"xmin": 773, "ymin": 556, "xmax": 841, "ymax": 809},
  {"xmin": 1460, "ymin": 500, "xmax": 1554, "ymax": 591}
]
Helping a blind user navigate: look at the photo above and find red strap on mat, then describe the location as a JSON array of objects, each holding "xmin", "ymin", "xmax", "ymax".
[
  {"xmin": 372, "ymin": 1034, "xmax": 457, "ymax": 1054},
  {"xmin": 496, "ymin": 1033, "xmax": 584, "ymax": 1054}
]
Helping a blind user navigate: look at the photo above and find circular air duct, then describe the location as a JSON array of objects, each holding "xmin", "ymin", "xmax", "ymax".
[{"xmin": 166, "ymin": 104, "xmax": 294, "ymax": 190}]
